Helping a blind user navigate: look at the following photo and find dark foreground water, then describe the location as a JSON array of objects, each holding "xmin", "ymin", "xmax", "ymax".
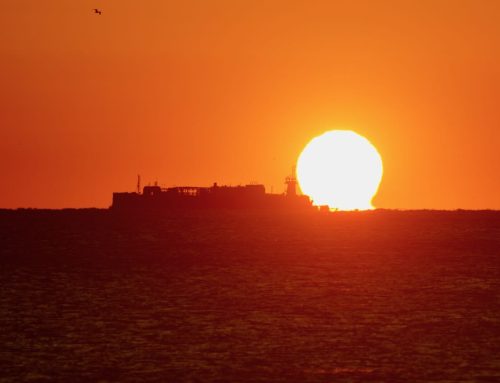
[{"xmin": 1, "ymin": 209, "xmax": 499, "ymax": 382}]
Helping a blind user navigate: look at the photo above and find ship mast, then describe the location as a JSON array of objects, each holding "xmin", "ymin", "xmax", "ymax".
[{"xmin": 285, "ymin": 166, "xmax": 298, "ymax": 197}]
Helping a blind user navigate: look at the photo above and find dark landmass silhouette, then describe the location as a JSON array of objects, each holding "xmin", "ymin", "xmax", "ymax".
[{"xmin": 1, "ymin": 209, "xmax": 499, "ymax": 381}]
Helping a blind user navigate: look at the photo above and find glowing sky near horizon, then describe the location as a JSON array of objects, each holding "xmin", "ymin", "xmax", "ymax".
[{"xmin": 1, "ymin": 0, "xmax": 500, "ymax": 209}]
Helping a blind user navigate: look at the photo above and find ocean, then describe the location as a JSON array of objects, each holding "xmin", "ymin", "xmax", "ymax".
[{"xmin": 1, "ymin": 209, "xmax": 499, "ymax": 382}]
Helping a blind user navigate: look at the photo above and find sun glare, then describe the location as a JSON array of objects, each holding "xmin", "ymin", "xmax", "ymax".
[{"xmin": 297, "ymin": 130, "xmax": 383, "ymax": 210}]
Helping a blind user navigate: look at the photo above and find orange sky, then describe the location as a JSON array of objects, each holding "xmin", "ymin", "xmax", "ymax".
[{"xmin": 1, "ymin": 0, "xmax": 500, "ymax": 209}]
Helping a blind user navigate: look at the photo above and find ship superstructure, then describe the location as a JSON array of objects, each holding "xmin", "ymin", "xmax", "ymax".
[{"xmin": 111, "ymin": 174, "xmax": 314, "ymax": 211}]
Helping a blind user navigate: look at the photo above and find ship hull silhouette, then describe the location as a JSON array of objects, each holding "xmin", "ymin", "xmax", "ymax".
[{"xmin": 112, "ymin": 179, "xmax": 315, "ymax": 212}]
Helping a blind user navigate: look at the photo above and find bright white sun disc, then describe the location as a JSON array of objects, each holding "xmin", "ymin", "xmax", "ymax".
[{"xmin": 297, "ymin": 130, "xmax": 383, "ymax": 210}]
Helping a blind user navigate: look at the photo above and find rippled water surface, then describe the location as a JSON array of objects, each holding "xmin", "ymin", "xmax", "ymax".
[{"xmin": 1, "ymin": 210, "xmax": 499, "ymax": 382}]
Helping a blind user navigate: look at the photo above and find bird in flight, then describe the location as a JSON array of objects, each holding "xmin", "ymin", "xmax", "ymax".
[{"xmin": 93, "ymin": 9, "xmax": 102, "ymax": 15}]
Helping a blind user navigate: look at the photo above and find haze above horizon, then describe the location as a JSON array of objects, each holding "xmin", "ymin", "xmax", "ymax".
[{"xmin": 1, "ymin": 0, "xmax": 500, "ymax": 209}]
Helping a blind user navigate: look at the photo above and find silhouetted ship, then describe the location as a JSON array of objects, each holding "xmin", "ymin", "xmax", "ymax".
[{"xmin": 111, "ymin": 174, "xmax": 315, "ymax": 212}]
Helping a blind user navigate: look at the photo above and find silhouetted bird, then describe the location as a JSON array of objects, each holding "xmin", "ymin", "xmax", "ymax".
[{"xmin": 93, "ymin": 9, "xmax": 102, "ymax": 15}]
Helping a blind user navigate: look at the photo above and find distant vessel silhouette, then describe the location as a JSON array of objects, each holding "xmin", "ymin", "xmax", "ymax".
[{"xmin": 111, "ymin": 173, "xmax": 316, "ymax": 211}]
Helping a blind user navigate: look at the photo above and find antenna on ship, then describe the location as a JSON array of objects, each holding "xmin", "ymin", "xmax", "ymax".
[
  {"xmin": 285, "ymin": 166, "xmax": 298, "ymax": 197},
  {"xmin": 137, "ymin": 174, "xmax": 141, "ymax": 194}
]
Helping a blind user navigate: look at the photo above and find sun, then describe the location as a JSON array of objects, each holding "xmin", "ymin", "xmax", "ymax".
[{"xmin": 296, "ymin": 130, "xmax": 383, "ymax": 210}]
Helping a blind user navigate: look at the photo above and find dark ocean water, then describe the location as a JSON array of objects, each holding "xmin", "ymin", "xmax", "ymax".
[{"xmin": 1, "ymin": 209, "xmax": 499, "ymax": 382}]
